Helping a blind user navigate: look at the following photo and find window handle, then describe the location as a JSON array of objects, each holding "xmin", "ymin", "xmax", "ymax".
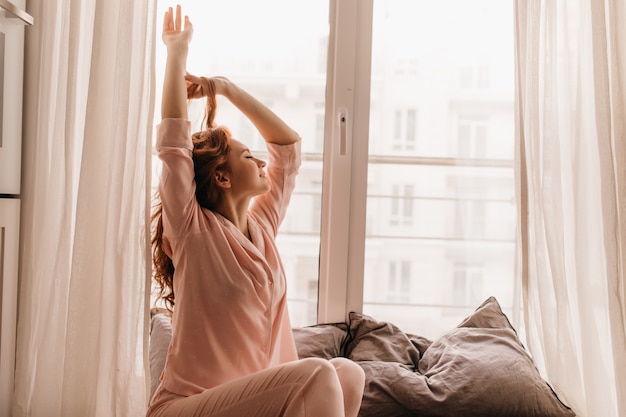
[{"xmin": 338, "ymin": 109, "xmax": 347, "ymax": 156}]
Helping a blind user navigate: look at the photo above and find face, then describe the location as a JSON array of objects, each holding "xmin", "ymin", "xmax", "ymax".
[{"xmin": 221, "ymin": 139, "xmax": 270, "ymax": 198}]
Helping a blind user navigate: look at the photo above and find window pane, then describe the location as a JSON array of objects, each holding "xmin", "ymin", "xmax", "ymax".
[
  {"xmin": 153, "ymin": 0, "xmax": 329, "ymax": 326},
  {"xmin": 363, "ymin": 0, "xmax": 515, "ymax": 338}
]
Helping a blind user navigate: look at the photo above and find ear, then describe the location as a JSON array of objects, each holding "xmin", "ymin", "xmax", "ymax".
[{"xmin": 214, "ymin": 170, "xmax": 231, "ymax": 189}]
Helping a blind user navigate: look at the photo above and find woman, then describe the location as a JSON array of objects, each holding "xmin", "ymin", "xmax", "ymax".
[{"xmin": 148, "ymin": 5, "xmax": 365, "ymax": 417}]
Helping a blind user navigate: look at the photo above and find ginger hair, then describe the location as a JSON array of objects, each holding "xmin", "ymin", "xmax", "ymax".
[{"xmin": 152, "ymin": 78, "xmax": 232, "ymax": 310}]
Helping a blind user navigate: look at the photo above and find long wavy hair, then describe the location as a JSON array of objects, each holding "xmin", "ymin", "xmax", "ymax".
[{"xmin": 152, "ymin": 78, "xmax": 232, "ymax": 310}]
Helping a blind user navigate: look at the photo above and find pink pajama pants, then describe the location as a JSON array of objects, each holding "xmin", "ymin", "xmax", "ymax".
[{"xmin": 147, "ymin": 357, "xmax": 365, "ymax": 417}]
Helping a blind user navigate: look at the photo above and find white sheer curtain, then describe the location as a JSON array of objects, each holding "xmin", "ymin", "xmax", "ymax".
[
  {"xmin": 13, "ymin": 0, "xmax": 157, "ymax": 416},
  {"xmin": 515, "ymin": 1, "xmax": 625, "ymax": 417}
]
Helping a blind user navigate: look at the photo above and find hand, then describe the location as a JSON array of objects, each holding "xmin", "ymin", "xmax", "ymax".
[
  {"xmin": 211, "ymin": 76, "xmax": 231, "ymax": 96},
  {"xmin": 160, "ymin": 4, "xmax": 193, "ymax": 120},
  {"xmin": 185, "ymin": 73, "xmax": 209, "ymax": 99},
  {"xmin": 185, "ymin": 74, "xmax": 232, "ymax": 99},
  {"xmin": 162, "ymin": 5, "xmax": 193, "ymax": 51}
]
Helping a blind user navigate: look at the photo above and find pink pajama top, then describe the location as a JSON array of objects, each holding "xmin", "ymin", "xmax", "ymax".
[{"xmin": 156, "ymin": 118, "xmax": 301, "ymax": 397}]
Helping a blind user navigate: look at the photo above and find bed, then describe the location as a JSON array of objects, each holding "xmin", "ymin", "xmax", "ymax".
[{"xmin": 149, "ymin": 296, "xmax": 576, "ymax": 417}]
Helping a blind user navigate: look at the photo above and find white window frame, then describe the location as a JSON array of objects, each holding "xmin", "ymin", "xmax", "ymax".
[
  {"xmin": 154, "ymin": 0, "xmax": 518, "ymax": 328},
  {"xmin": 318, "ymin": 0, "xmax": 516, "ymax": 326},
  {"xmin": 318, "ymin": 0, "xmax": 373, "ymax": 323}
]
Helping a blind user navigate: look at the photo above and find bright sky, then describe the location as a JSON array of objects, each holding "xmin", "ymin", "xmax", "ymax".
[
  {"xmin": 156, "ymin": 0, "xmax": 329, "ymax": 75},
  {"xmin": 156, "ymin": 0, "xmax": 512, "ymax": 71}
]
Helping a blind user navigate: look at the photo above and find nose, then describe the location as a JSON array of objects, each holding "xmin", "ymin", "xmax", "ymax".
[{"xmin": 255, "ymin": 158, "xmax": 266, "ymax": 168}]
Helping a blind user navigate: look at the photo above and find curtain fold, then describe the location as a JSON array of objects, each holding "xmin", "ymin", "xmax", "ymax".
[
  {"xmin": 515, "ymin": 1, "xmax": 626, "ymax": 416},
  {"xmin": 14, "ymin": 0, "xmax": 156, "ymax": 416}
]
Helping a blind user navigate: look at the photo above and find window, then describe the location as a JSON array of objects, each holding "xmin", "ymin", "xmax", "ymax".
[
  {"xmin": 387, "ymin": 261, "xmax": 411, "ymax": 303},
  {"xmin": 460, "ymin": 63, "xmax": 491, "ymax": 89},
  {"xmin": 314, "ymin": 103, "xmax": 325, "ymax": 153},
  {"xmin": 360, "ymin": 0, "xmax": 516, "ymax": 336},
  {"xmin": 390, "ymin": 184, "xmax": 414, "ymax": 226},
  {"xmin": 457, "ymin": 116, "xmax": 488, "ymax": 159},
  {"xmin": 454, "ymin": 198, "xmax": 487, "ymax": 239},
  {"xmin": 394, "ymin": 57, "xmax": 419, "ymax": 77},
  {"xmin": 153, "ymin": 0, "xmax": 516, "ymax": 338},
  {"xmin": 392, "ymin": 108, "xmax": 417, "ymax": 151},
  {"xmin": 452, "ymin": 264, "xmax": 484, "ymax": 307},
  {"xmin": 287, "ymin": 256, "xmax": 320, "ymax": 325},
  {"xmin": 153, "ymin": 0, "xmax": 329, "ymax": 326}
]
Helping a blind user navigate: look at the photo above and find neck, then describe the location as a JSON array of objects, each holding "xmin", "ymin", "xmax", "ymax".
[{"xmin": 214, "ymin": 196, "xmax": 251, "ymax": 239}]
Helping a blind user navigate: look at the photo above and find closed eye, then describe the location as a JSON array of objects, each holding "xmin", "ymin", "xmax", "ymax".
[{"xmin": 242, "ymin": 148, "xmax": 255, "ymax": 159}]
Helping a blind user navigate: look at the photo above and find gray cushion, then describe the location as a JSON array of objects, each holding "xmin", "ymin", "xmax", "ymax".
[{"xmin": 348, "ymin": 297, "xmax": 576, "ymax": 417}]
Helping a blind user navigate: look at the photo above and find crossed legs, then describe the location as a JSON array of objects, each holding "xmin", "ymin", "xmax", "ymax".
[{"xmin": 147, "ymin": 357, "xmax": 365, "ymax": 417}]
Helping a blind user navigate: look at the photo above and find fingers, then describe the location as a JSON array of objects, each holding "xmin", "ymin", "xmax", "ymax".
[
  {"xmin": 175, "ymin": 4, "xmax": 182, "ymax": 31},
  {"xmin": 163, "ymin": 5, "xmax": 190, "ymax": 33},
  {"xmin": 185, "ymin": 74, "xmax": 207, "ymax": 99},
  {"xmin": 163, "ymin": 7, "xmax": 172, "ymax": 33},
  {"xmin": 185, "ymin": 73, "xmax": 202, "ymax": 84},
  {"xmin": 185, "ymin": 15, "xmax": 192, "ymax": 32}
]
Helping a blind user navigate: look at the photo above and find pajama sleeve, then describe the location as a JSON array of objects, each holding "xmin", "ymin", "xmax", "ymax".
[
  {"xmin": 250, "ymin": 140, "xmax": 302, "ymax": 238},
  {"xmin": 155, "ymin": 118, "xmax": 198, "ymax": 241}
]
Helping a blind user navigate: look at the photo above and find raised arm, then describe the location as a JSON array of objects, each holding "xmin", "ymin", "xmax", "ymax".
[
  {"xmin": 186, "ymin": 74, "xmax": 300, "ymax": 146},
  {"xmin": 161, "ymin": 5, "xmax": 193, "ymax": 120}
]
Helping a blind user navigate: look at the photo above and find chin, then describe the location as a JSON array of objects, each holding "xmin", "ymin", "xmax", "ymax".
[{"xmin": 255, "ymin": 184, "xmax": 271, "ymax": 196}]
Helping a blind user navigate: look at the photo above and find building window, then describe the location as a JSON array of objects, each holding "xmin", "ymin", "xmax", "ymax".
[
  {"xmin": 394, "ymin": 57, "xmax": 419, "ymax": 76},
  {"xmin": 390, "ymin": 184, "xmax": 414, "ymax": 226},
  {"xmin": 387, "ymin": 260, "xmax": 411, "ymax": 303},
  {"xmin": 457, "ymin": 116, "xmax": 488, "ymax": 159},
  {"xmin": 454, "ymin": 198, "xmax": 487, "ymax": 239},
  {"xmin": 459, "ymin": 63, "xmax": 490, "ymax": 89},
  {"xmin": 315, "ymin": 103, "xmax": 325, "ymax": 153},
  {"xmin": 453, "ymin": 264, "xmax": 484, "ymax": 307},
  {"xmin": 392, "ymin": 108, "xmax": 417, "ymax": 151}
]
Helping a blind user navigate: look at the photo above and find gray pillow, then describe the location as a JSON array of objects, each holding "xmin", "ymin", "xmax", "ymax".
[
  {"xmin": 293, "ymin": 323, "xmax": 348, "ymax": 359},
  {"xmin": 349, "ymin": 297, "xmax": 576, "ymax": 417}
]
